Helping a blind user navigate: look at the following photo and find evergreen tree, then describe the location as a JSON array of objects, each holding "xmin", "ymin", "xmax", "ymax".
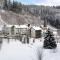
[
  {"xmin": 3, "ymin": 0, "xmax": 8, "ymax": 9},
  {"xmin": 43, "ymin": 29, "xmax": 57, "ymax": 49},
  {"xmin": 7, "ymin": 0, "xmax": 12, "ymax": 10},
  {"xmin": 13, "ymin": 0, "xmax": 18, "ymax": 9}
]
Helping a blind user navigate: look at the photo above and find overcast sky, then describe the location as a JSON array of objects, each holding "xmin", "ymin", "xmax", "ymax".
[{"xmin": 12, "ymin": 0, "xmax": 60, "ymax": 6}]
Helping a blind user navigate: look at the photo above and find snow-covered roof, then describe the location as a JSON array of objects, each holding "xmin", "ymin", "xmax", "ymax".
[
  {"xmin": 15, "ymin": 25, "xmax": 20, "ymax": 28},
  {"xmin": 6, "ymin": 25, "xmax": 13, "ymax": 27},
  {"xmin": 15, "ymin": 25, "xmax": 28, "ymax": 29},
  {"xmin": 20, "ymin": 25, "xmax": 28, "ymax": 28},
  {"xmin": 6, "ymin": 25, "xmax": 28, "ymax": 29},
  {"xmin": 32, "ymin": 26, "xmax": 41, "ymax": 30}
]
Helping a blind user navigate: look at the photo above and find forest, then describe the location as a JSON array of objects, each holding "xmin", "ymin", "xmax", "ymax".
[{"xmin": 3, "ymin": 0, "xmax": 60, "ymax": 29}]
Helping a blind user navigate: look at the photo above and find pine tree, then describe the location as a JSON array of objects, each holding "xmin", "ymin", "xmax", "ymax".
[
  {"xmin": 8, "ymin": 0, "xmax": 12, "ymax": 10},
  {"xmin": 3, "ymin": 0, "xmax": 8, "ymax": 9},
  {"xmin": 43, "ymin": 29, "xmax": 57, "ymax": 49}
]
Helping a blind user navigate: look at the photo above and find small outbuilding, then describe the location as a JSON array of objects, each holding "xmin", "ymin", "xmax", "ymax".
[
  {"xmin": 2, "ymin": 25, "xmax": 15, "ymax": 37},
  {"xmin": 31, "ymin": 26, "xmax": 42, "ymax": 38},
  {"xmin": 5, "ymin": 25, "xmax": 15, "ymax": 35}
]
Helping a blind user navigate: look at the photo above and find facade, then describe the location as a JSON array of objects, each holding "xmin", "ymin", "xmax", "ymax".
[
  {"xmin": 31, "ymin": 26, "xmax": 42, "ymax": 38},
  {"xmin": 2, "ymin": 25, "xmax": 29, "ymax": 36},
  {"xmin": 5, "ymin": 25, "xmax": 14, "ymax": 35},
  {"xmin": 2, "ymin": 25, "xmax": 16, "ymax": 36},
  {"xmin": 15, "ymin": 25, "xmax": 28, "ymax": 35}
]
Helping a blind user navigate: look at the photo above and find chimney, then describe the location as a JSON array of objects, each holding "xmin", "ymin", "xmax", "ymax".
[{"xmin": 44, "ymin": 18, "xmax": 47, "ymax": 27}]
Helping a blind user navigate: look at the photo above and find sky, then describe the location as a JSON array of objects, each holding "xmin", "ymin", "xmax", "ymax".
[{"xmin": 12, "ymin": 0, "xmax": 60, "ymax": 6}]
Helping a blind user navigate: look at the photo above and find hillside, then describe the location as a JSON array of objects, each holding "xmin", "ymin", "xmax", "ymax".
[
  {"xmin": 0, "ymin": 5, "xmax": 60, "ymax": 28},
  {"xmin": 0, "ymin": 10, "xmax": 43, "ymax": 26}
]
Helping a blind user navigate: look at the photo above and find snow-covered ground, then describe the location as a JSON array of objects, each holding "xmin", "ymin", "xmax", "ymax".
[
  {"xmin": 42, "ymin": 43, "xmax": 60, "ymax": 60},
  {"xmin": 0, "ymin": 39, "xmax": 60, "ymax": 60},
  {"xmin": 0, "ymin": 39, "xmax": 42, "ymax": 60},
  {"xmin": 0, "ymin": 24, "xmax": 60, "ymax": 60}
]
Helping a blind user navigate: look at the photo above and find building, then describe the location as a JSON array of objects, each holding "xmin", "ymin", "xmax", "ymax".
[
  {"xmin": 31, "ymin": 26, "xmax": 42, "ymax": 38},
  {"xmin": 2, "ymin": 24, "xmax": 29, "ymax": 36},
  {"xmin": 15, "ymin": 25, "xmax": 28, "ymax": 35},
  {"xmin": 2, "ymin": 25, "xmax": 16, "ymax": 36},
  {"xmin": 2, "ymin": 24, "xmax": 45, "ymax": 39}
]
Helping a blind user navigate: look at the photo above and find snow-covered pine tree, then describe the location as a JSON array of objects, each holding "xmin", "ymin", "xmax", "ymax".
[{"xmin": 43, "ymin": 29, "xmax": 57, "ymax": 49}]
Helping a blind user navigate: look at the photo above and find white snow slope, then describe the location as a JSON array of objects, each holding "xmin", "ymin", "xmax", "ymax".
[
  {"xmin": 42, "ymin": 43, "xmax": 60, "ymax": 60},
  {"xmin": 0, "ymin": 39, "xmax": 60, "ymax": 60},
  {"xmin": 0, "ymin": 39, "xmax": 43, "ymax": 60}
]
